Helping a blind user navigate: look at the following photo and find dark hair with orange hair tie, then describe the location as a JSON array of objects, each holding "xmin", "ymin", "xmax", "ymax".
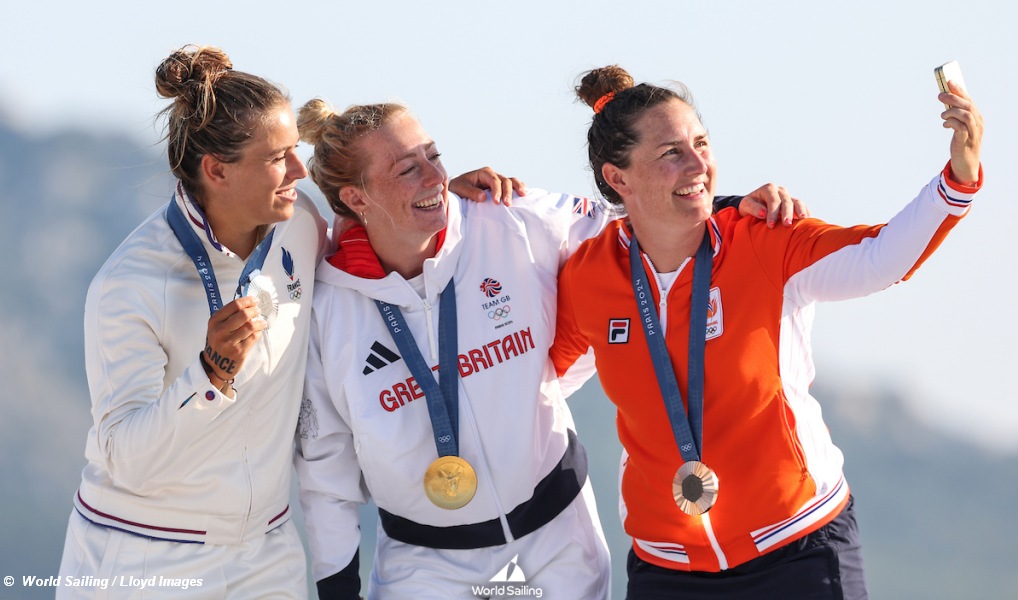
[
  {"xmin": 576, "ymin": 64, "xmax": 697, "ymax": 204},
  {"xmin": 593, "ymin": 92, "xmax": 616, "ymax": 114}
]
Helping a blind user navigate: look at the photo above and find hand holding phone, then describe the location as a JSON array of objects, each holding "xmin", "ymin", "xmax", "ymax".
[{"xmin": 935, "ymin": 60, "xmax": 967, "ymax": 107}]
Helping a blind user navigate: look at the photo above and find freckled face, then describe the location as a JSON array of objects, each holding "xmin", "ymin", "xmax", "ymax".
[
  {"xmin": 357, "ymin": 111, "xmax": 449, "ymax": 241},
  {"xmin": 616, "ymin": 99, "xmax": 716, "ymax": 228}
]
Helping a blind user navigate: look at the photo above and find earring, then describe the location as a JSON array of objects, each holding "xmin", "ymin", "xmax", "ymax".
[{"xmin": 360, "ymin": 211, "xmax": 367, "ymax": 226}]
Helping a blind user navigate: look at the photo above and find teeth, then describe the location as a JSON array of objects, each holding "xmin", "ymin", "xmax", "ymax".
[
  {"xmin": 676, "ymin": 183, "xmax": 705, "ymax": 196},
  {"xmin": 414, "ymin": 193, "xmax": 443, "ymax": 209}
]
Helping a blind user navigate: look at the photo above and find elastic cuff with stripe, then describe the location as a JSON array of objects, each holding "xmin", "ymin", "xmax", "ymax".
[{"xmin": 942, "ymin": 161, "xmax": 983, "ymax": 194}]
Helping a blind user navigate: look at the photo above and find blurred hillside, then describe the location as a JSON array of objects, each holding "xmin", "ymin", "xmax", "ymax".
[{"xmin": 0, "ymin": 116, "xmax": 1014, "ymax": 600}]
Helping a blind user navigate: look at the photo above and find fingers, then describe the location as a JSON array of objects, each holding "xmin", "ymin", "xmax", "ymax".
[
  {"xmin": 484, "ymin": 169, "xmax": 516, "ymax": 206},
  {"xmin": 509, "ymin": 177, "xmax": 527, "ymax": 200},
  {"xmin": 447, "ymin": 167, "xmax": 524, "ymax": 206},
  {"xmin": 741, "ymin": 183, "xmax": 803, "ymax": 228},
  {"xmin": 204, "ymin": 297, "xmax": 266, "ymax": 380},
  {"xmin": 447, "ymin": 169, "xmax": 491, "ymax": 203},
  {"xmin": 791, "ymin": 196, "xmax": 811, "ymax": 219}
]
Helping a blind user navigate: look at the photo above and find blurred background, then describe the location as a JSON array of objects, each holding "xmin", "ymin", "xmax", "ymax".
[{"xmin": 2, "ymin": 1, "xmax": 1016, "ymax": 598}]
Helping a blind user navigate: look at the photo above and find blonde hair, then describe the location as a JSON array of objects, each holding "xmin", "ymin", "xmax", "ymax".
[{"xmin": 297, "ymin": 97, "xmax": 407, "ymax": 218}]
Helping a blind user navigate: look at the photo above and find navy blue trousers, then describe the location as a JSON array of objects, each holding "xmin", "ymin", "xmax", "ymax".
[{"xmin": 626, "ymin": 496, "xmax": 868, "ymax": 599}]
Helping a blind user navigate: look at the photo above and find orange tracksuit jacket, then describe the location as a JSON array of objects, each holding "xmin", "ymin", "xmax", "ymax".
[{"xmin": 551, "ymin": 166, "xmax": 979, "ymax": 572}]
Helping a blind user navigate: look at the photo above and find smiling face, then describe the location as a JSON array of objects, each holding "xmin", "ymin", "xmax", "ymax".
[
  {"xmin": 219, "ymin": 104, "xmax": 307, "ymax": 228},
  {"xmin": 607, "ymin": 99, "xmax": 717, "ymax": 230},
  {"xmin": 353, "ymin": 111, "xmax": 449, "ymax": 246}
]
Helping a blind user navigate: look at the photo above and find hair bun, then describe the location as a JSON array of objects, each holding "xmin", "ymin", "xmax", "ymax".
[
  {"xmin": 155, "ymin": 45, "xmax": 233, "ymax": 100},
  {"xmin": 296, "ymin": 98, "xmax": 336, "ymax": 145},
  {"xmin": 575, "ymin": 65, "xmax": 635, "ymax": 111}
]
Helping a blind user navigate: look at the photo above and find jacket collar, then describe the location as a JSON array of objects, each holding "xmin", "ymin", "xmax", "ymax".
[{"xmin": 316, "ymin": 193, "xmax": 465, "ymax": 307}]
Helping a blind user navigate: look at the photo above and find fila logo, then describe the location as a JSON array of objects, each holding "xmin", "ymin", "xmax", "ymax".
[
  {"xmin": 363, "ymin": 341, "xmax": 402, "ymax": 375},
  {"xmin": 608, "ymin": 318, "xmax": 630, "ymax": 344}
]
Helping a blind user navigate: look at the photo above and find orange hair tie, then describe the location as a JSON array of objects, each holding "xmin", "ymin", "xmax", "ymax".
[{"xmin": 593, "ymin": 92, "xmax": 616, "ymax": 114}]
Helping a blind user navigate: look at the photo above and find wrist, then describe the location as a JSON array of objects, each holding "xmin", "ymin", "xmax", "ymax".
[{"xmin": 199, "ymin": 352, "xmax": 235, "ymax": 392}]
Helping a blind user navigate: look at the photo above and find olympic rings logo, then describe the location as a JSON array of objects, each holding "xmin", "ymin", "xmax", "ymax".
[{"xmin": 487, "ymin": 306, "xmax": 512, "ymax": 320}]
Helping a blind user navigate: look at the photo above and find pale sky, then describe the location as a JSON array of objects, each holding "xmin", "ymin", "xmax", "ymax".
[{"xmin": 5, "ymin": 0, "xmax": 1017, "ymax": 450}]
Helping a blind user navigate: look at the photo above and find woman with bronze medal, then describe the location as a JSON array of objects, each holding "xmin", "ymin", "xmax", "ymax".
[
  {"xmin": 291, "ymin": 90, "xmax": 811, "ymax": 598},
  {"xmin": 551, "ymin": 65, "xmax": 983, "ymax": 599}
]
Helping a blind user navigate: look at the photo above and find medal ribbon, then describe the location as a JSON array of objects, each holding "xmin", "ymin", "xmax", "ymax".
[
  {"xmin": 166, "ymin": 191, "xmax": 275, "ymax": 316},
  {"xmin": 375, "ymin": 279, "xmax": 460, "ymax": 457},
  {"xmin": 629, "ymin": 227, "xmax": 713, "ymax": 463}
]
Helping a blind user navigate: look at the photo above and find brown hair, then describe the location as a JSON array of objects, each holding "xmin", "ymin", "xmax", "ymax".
[
  {"xmin": 155, "ymin": 45, "xmax": 290, "ymax": 207},
  {"xmin": 575, "ymin": 65, "xmax": 698, "ymax": 205},
  {"xmin": 297, "ymin": 98, "xmax": 407, "ymax": 219}
]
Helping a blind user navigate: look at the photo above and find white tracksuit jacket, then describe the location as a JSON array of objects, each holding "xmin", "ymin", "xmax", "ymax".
[
  {"xmin": 296, "ymin": 191, "xmax": 613, "ymax": 598},
  {"xmin": 71, "ymin": 187, "xmax": 327, "ymax": 545}
]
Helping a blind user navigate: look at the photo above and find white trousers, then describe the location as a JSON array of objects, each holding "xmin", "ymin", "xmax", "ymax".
[
  {"xmin": 367, "ymin": 479, "xmax": 611, "ymax": 599},
  {"xmin": 56, "ymin": 511, "xmax": 308, "ymax": 599}
]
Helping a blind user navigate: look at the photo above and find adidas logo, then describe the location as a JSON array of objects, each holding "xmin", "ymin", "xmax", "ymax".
[{"xmin": 363, "ymin": 341, "xmax": 401, "ymax": 375}]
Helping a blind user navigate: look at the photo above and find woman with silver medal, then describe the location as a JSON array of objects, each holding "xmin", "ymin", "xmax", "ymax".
[
  {"xmin": 55, "ymin": 45, "xmax": 327, "ymax": 599},
  {"xmin": 551, "ymin": 65, "xmax": 983, "ymax": 599},
  {"xmin": 56, "ymin": 44, "xmax": 529, "ymax": 600}
]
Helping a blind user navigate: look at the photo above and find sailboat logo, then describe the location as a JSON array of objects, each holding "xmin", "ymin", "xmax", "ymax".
[{"xmin": 489, "ymin": 554, "xmax": 526, "ymax": 582}]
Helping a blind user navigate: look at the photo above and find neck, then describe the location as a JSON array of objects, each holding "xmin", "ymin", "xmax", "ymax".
[
  {"xmin": 370, "ymin": 228, "xmax": 439, "ymax": 279},
  {"xmin": 206, "ymin": 209, "xmax": 260, "ymax": 259},
  {"xmin": 629, "ymin": 217, "xmax": 706, "ymax": 273}
]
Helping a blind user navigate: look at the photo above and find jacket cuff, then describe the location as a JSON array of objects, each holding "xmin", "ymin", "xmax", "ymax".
[
  {"xmin": 712, "ymin": 195, "xmax": 743, "ymax": 213},
  {"xmin": 937, "ymin": 162, "xmax": 981, "ymax": 212},
  {"xmin": 316, "ymin": 550, "xmax": 360, "ymax": 600}
]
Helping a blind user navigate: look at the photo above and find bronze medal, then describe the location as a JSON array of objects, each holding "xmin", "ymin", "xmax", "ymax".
[
  {"xmin": 672, "ymin": 460, "xmax": 719, "ymax": 516},
  {"xmin": 424, "ymin": 456, "xmax": 477, "ymax": 510}
]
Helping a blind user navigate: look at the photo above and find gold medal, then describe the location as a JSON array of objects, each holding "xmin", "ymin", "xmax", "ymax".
[
  {"xmin": 423, "ymin": 456, "xmax": 477, "ymax": 510},
  {"xmin": 246, "ymin": 273, "xmax": 278, "ymax": 328},
  {"xmin": 672, "ymin": 460, "xmax": 719, "ymax": 516}
]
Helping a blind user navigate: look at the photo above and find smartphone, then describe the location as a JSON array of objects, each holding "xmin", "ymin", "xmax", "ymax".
[{"xmin": 935, "ymin": 60, "xmax": 967, "ymax": 107}]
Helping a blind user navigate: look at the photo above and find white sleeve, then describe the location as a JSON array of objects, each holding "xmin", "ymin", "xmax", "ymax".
[
  {"xmin": 509, "ymin": 189, "xmax": 616, "ymax": 269},
  {"xmin": 508, "ymin": 190, "xmax": 614, "ymax": 396},
  {"xmin": 787, "ymin": 173, "xmax": 974, "ymax": 306},
  {"xmin": 84, "ymin": 271, "xmax": 239, "ymax": 494},
  {"xmin": 557, "ymin": 348, "xmax": 597, "ymax": 398},
  {"xmin": 295, "ymin": 306, "xmax": 369, "ymax": 582}
]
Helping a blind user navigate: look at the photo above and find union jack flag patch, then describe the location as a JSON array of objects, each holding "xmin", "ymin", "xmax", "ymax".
[
  {"xmin": 480, "ymin": 278, "xmax": 502, "ymax": 298},
  {"xmin": 572, "ymin": 196, "xmax": 597, "ymax": 219}
]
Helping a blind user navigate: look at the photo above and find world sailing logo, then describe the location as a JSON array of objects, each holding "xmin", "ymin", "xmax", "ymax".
[
  {"xmin": 471, "ymin": 554, "xmax": 543, "ymax": 597},
  {"xmin": 490, "ymin": 554, "xmax": 526, "ymax": 582}
]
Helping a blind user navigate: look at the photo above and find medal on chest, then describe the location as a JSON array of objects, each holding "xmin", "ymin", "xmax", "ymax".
[
  {"xmin": 376, "ymin": 280, "xmax": 476, "ymax": 510},
  {"xmin": 629, "ymin": 227, "xmax": 719, "ymax": 516}
]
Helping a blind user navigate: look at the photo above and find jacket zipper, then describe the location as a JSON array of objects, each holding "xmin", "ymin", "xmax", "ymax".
[
  {"xmin": 422, "ymin": 298, "xmax": 438, "ymax": 360},
  {"xmin": 647, "ymin": 252, "xmax": 729, "ymax": 569}
]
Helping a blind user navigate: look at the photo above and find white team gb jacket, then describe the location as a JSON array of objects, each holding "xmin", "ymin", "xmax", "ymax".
[
  {"xmin": 74, "ymin": 187, "xmax": 327, "ymax": 545},
  {"xmin": 296, "ymin": 190, "xmax": 610, "ymax": 581}
]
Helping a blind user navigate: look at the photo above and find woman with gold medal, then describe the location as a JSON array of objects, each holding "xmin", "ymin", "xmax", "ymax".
[
  {"xmin": 551, "ymin": 65, "xmax": 983, "ymax": 599},
  {"xmin": 292, "ymin": 91, "xmax": 806, "ymax": 599}
]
